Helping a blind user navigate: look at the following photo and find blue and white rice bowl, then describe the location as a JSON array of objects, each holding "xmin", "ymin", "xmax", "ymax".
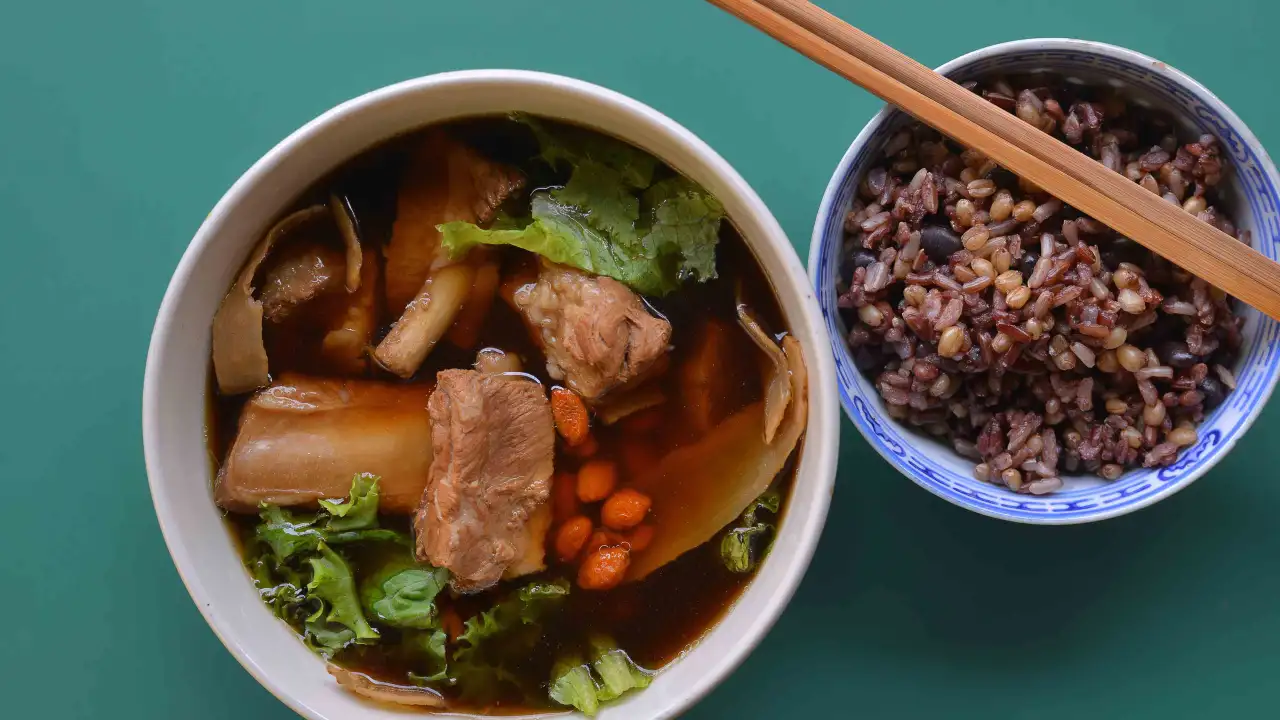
[{"xmin": 809, "ymin": 39, "xmax": 1280, "ymax": 523}]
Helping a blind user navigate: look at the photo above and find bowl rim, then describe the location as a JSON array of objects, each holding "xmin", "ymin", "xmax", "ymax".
[
  {"xmin": 143, "ymin": 69, "xmax": 839, "ymax": 718},
  {"xmin": 807, "ymin": 38, "xmax": 1280, "ymax": 524}
]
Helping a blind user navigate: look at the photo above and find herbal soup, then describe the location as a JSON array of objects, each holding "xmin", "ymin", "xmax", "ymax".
[{"xmin": 207, "ymin": 116, "xmax": 808, "ymax": 715}]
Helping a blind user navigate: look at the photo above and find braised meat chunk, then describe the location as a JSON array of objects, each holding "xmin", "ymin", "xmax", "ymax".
[
  {"xmin": 414, "ymin": 369, "xmax": 555, "ymax": 592},
  {"xmin": 513, "ymin": 262, "xmax": 672, "ymax": 401}
]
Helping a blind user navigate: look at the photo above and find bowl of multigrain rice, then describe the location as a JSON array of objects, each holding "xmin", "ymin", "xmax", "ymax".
[{"xmin": 810, "ymin": 38, "xmax": 1280, "ymax": 523}]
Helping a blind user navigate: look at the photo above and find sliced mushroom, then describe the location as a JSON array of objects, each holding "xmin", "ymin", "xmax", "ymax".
[
  {"xmin": 626, "ymin": 336, "xmax": 807, "ymax": 582},
  {"xmin": 211, "ymin": 205, "xmax": 327, "ymax": 394},
  {"xmin": 328, "ymin": 665, "xmax": 445, "ymax": 708},
  {"xmin": 329, "ymin": 192, "xmax": 363, "ymax": 293},
  {"xmin": 736, "ymin": 298, "xmax": 792, "ymax": 444}
]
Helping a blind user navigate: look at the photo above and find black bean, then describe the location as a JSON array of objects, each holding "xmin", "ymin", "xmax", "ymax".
[
  {"xmin": 1100, "ymin": 237, "xmax": 1144, "ymax": 268},
  {"xmin": 1199, "ymin": 375, "xmax": 1226, "ymax": 410},
  {"xmin": 852, "ymin": 347, "xmax": 881, "ymax": 371},
  {"xmin": 1019, "ymin": 251, "xmax": 1039, "ymax": 278},
  {"xmin": 1159, "ymin": 341, "xmax": 1197, "ymax": 368},
  {"xmin": 920, "ymin": 225, "xmax": 962, "ymax": 263},
  {"xmin": 850, "ymin": 248, "xmax": 878, "ymax": 270}
]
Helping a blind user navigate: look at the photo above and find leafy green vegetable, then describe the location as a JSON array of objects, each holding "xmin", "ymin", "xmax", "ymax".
[
  {"xmin": 255, "ymin": 477, "xmax": 409, "ymax": 565},
  {"xmin": 451, "ymin": 579, "xmax": 571, "ymax": 701},
  {"xmin": 319, "ymin": 473, "xmax": 380, "ymax": 531},
  {"xmin": 307, "ymin": 543, "xmax": 380, "ymax": 646},
  {"xmin": 256, "ymin": 506, "xmax": 409, "ymax": 562},
  {"xmin": 641, "ymin": 177, "xmax": 723, "ymax": 285},
  {"xmin": 549, "ymin": 656, "xmax": 599, "ymax": 716},
  {"xmin": 516, "ymin": 114, "xmax": 657, "ymax": 188},
  {"xmin": 590, "ymin": 634, "xmax": 652, "ymax": 702},
  {"xmin": 720, "ymin": 489, "xmax": 781, "ymax": 573},
  {"xmin": 438, "ymin": 117, "xmax": 725, "ymax": 297},
  {"xmin": 256, "ymin": 505, "xmax": 323, "ymax": 562},
  {"xmin": 407, "ymin": 629, "xmax": 452, "ymax": 685},
  {"xmin": 548, "ymin": 635, "xmax": 652, "ymax": 715},
  {"xmin": 553, "ymin": 160, "xmax": 641, "ymax": 244},
  {"xmin": 304, "ymin": 618, "xmax": 356, "ymax": 656},
  {"xmin": 248, "ymin": 474, "xmax": 419, "ymax": 659},
  {"xmin": 361, "ymin": 556, "xmax": 450, "ymax": 629}
]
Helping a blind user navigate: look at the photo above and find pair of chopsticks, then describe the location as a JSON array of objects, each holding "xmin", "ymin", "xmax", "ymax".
[{"xmin": 707, "ymin": 0, "xmax": 1280, "ymax": 322}]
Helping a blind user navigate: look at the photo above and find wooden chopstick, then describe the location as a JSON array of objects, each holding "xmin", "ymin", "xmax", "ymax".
[{"xmin": 707, "ymin": 0, "xmax": 1280, "ymax": 321}]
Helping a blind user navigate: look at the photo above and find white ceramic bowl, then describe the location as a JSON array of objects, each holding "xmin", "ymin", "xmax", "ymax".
[
  {"xmin": 809, "ymin": 39, "xmax": 1280, "ymax": 523},
  {"xmin": 143, "ymin": 70, "xmax": 839, "ymax": 719}
]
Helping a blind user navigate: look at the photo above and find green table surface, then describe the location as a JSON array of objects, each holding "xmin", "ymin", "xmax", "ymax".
[{"xmin": 6, "ymin": 1, "xmax": 1280, "ymax": 717}]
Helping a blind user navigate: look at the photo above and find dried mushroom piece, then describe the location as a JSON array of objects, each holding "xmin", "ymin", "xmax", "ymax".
[
  {"xmin": 329, "ymin": 192, "xmax": 363, "ymax": 293},
  {"xmin": 211, "ymin": 205, "xmax": 327, "ymax": 394},
  {"xmin": 736, "ymin": 287, "xmax": 793, "ymax": 444}
]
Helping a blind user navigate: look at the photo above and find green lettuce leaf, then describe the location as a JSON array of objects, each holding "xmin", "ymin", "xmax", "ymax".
[
  {"xmin": 452, "ymin": 579, "xmax": 571, "ymax": 702},
  {"xmin": 319, "ymin": 473, "xmax": 380, "ymax": 531},
  {"xmin": 304, "ymin": 619, "xmax": 356, "ymax": 656},
  {"xmin": 641, "ymin": 177, "xmax": 723, "ymax": 285},
  {"xmin": 255, "ymin": 476, "xmax": 407, "ymax": 564},
  {"xmin": 720, "ymin": 489, "xmax": 781, "ymax": 574},
  {"xmin": 440, "ymin": 182, "xmax": 721, "ymax": 297},
  {"xmin": 439, "ymin": 117, "xmax": 723, "ymax": 297},
  {"xmin": 549, "ymin": 656, "xmax": 599, "ymax": 716},
  {"xmin": 256, "ymin": 506, "xmax": 322, "ymax": 562},
  {"xmin": 441, "ymin": 194, "xmax": 628, "ymax": 284},
  {"xmin": 553, "ymin": 159, "xmax": 641, "ymax": 244},
  {"xmin": 256, "ymin": 506, "xmax": 408, "ymax": 562},
  {"xmin": 361, "ymin": 557, "xmax": 450, "ymax": 630},
  {"xmin": 548, "ymin": 635, "xmax": 652, "ymax": 715},
  {"xmin": 516, "ymin": 114, "xmax": 656, "ymax": 188},
  {"xmin": 307, "ymin": 543, "xmax": 380, "ymax": 646},
  {"xmin": 407, "ymin": 629, "xmax": 452, "ymax": 686}
]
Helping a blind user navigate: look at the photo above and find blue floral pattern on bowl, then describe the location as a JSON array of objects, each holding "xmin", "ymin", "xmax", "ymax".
[{"xmin": 808, "ymin": 39, "xmax": 1280, "ymax": 523}]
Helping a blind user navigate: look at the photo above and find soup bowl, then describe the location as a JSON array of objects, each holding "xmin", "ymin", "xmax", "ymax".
[
  {"xmin": 143, "ymin": 70, "xmax": 839, "ymax": 718},
  {"xmin": 810, "ymin": 39, "xmax": 1280, "ymax": 524}
]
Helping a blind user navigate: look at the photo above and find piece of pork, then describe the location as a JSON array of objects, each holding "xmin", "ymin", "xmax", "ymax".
[
  {"xmin": 414, "ymin": 369, "xmax": 554, "ymax": 592},
  {"xmin": 512, "ymin": 262, "xmax": 672, "ymax": 401},
  {"xmin": 383, "ymin": 129, "xmax": 525, "ymax": 314},
  {"xmin": 259, "ymin": 245, "xmax": 346, "ymax": 322},
  {"xmin": 216, "ymin": 375, "xmax": 433, "ymax": 513}
]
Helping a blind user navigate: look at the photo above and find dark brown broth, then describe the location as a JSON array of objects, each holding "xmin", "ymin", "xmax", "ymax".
[{"xmin": 211, "ymin": 117, "xmax": 796, "ymax": 714}]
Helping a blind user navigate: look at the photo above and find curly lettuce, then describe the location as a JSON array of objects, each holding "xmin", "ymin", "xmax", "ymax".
[
  {"xmin": 450, "ymin": 579, "xmax": 571, "ymax": 701},
  {"xmin": 318, "ymin": 472, "xmax": 380, "ymax": 531},
  {"xmin": 247, "ymin": 475, "xmax": 419, "ymax": 657},
  {"xmin": 720, "ymin": 488, "xmax": 781, "ymax": 573},
  {"xmin": 549, "ymin": 634, "xmax": 653, "ymax": 716},
  {"xmin": 438, "ymin": 117, "xmax": 724, "ymax": 296},
  {"xmin": 361, "ymin": 556, "xmax": 450, "ymax": 630},
  {"xmin": 306, "ymin": 543, "xmax": 379, "ymax": 645}
]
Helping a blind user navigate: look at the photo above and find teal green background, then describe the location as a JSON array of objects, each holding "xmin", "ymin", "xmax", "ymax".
[{"xmin": 4, "ymin": 0, "xmax": 1279, "ymax": 717}]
